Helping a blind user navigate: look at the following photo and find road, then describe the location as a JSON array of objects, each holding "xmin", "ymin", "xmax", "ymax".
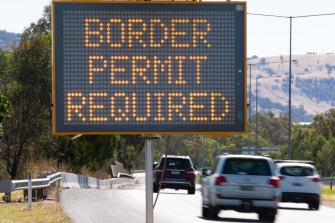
[{"xmin": 61, "ymin": 180, "xmax": 335, "ymax": 223}]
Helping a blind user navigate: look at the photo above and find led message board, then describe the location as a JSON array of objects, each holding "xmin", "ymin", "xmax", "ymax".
[{"xmin": 52, "ymin": 1, "xmax": 246, "ymax": 134}]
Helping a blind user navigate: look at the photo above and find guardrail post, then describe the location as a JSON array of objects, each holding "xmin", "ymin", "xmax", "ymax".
[
  {"xmin": 330, "ymin": 181, "xmax": 333, "ymax": 191},
  {"xmin": 28, "ymin": 171, "xmax": 32, "ymax": 210},
  {"xmin": 3, "ymin": 192, "xmax": 11, "ymax": 202}
]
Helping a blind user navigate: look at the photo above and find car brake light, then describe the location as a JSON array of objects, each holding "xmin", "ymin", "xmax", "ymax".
[
  {"xmin": 311, "ymin": 176, "xmax": 320, "ymax": 182},
  {"xmin": 185, "ymin": 170, "xmax": 195, "ymax": 175},
  {"xmin": 215, "ymin": 176, "xmax": 227, "ymax": 186},
  {"xmin": 268, "ymin": 177, "xmax": 280, "ymax": 188}
]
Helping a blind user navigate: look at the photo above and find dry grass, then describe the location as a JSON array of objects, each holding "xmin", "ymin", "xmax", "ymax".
[
  {"xmin": 0, "ymin": 158, "xmax": 113, "ymax": 223},
  {"xmin": 80, "ymin": 165, "xmax": 111, "ymax": 179},
  {"xmin": 322, "ymin": 195, "xmax": 335, "ymax": 203},
  {"xmin": 0, "ymin": 201, "xmax": 71, "ymax": 223},
  {"xmin": 0, "ymin": 188, "xmax": 71, "ymax": 223},
  {"xmin": 23, "ymin": 159, "xmax": 72, "ymax": 179}
]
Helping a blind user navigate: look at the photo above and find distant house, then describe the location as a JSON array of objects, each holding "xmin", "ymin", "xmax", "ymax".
[{"xmin": 294, "ymin": 122, "xmax": 312, "ymax": 126}]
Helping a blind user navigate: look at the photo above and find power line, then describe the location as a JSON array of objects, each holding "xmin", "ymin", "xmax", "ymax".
[
  {"xmin": 248, "ymin": 13, "xmax": 289, "ymax": 18},
  {"xmin": 246, "ymin": 11, "xmax": 335, "ymax": 159},
  {"xmin": 248, "ymin": 12, "xmax": 335, "ymax": 18},
  {"xmin": 293, "ymin": 12, "xmax": 335, "ymax": 18}
]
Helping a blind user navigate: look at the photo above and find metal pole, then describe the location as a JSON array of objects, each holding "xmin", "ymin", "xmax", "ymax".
[
  {"xmin": 248, "ymin": 64, "xmax": 252, "ymax": 154},
  {"xmin": 288, "ymin": 17, "xmax": 292, "ymax": 159},
  {"xmin": 205, "ymin": 135, "xmax": 208, "ymax": 166},
  {"xmin": 197, "ymin": 136, "xmax": 200, "ymax": 169},
  {"xmin": 28, "ymin": 170, "xmax": 32, "ymax": 210},
  {"xmin": 255, "ymin": 77, "xmax": 259, "ymax": 154},
  {"xmin": 145, "ymin": 139, "xmax": 153, "ymax": 223}
]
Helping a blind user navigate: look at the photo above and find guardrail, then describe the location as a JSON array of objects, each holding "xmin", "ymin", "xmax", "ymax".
[
  {"xmin": 0, "ymin": 172, "xmax": 62, "ymax": 202},
  {"xmin": 320, "ymin": 177, "xmax": 335, "ymax": 185},
  {"xmin": 0, "ymin": 172, "xmax": 135, "ymax": 202},
  {"xmin": 12, "ymin": 172, "xmax": 62, "ymax": 191}
]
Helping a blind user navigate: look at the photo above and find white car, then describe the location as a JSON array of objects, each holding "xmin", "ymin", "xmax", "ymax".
[
  {"xmin": 276, "ymin": 161, "xmax": 321, "ymax": 210},
  {"xmin": 201, "ymin": 154, "xmax": 279, "ymax": 222}
]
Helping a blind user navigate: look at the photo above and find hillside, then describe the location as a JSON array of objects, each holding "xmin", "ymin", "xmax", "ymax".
[
  {"xmin": 0, "ymin": 30, "xmax": 20, "ymax": 50},
  {"xmin": 248, "ymin": 53, "xmax": 335, "ymax": 121}
]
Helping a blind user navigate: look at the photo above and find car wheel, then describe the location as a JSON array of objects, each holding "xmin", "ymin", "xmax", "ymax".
[
  {"xmin": 202, "ymin": 205, "xmax": 209, "ymax": 218},
  {"xmin": 188, "ymin": 187, "xmax": 196, "ymax": 195},
  {"xmin": 309, "ymin": 201, "xmax": 320, "ymax": 210},
  {"xmin": 258, "ymin": 209, "xmax": 276, "ymax": 222},
  {"xmin": 202, "ymin": 205, "xmax": 218, "ymax": 219}
]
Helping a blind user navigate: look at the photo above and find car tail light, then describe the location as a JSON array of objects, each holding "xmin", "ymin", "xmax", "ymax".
[
  {"xmin": 311, "ymin": 176, "xmax": 320, "ymax": 182},
  {"xmin": 215, "ymin": 176, "xmax": 227, "ymax": 186},
  {"xmin": 185, "ymin": 170, "xmax": 195, "ymax": 175},
  {"xmin": 268, "ymin": 177, "xmax": 280, "ymax": 188}
]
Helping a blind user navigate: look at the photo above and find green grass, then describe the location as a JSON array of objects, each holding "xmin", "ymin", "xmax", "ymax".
[
  {"xmin": 322, "ymin": 185, "xmax": 335, "ymax": 196},
  {"xmin": 322, "ymin": 185, "xmax": 335, "ymax": 204}
]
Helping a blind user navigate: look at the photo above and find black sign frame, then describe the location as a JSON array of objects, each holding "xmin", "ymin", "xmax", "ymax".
[{"xmin": 52, "ymin": 1, "xmax": 247, "ymax": 135}]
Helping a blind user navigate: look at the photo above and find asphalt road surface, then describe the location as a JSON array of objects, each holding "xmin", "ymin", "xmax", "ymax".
[{"xmin": 61, "ymin": 181, "xmax": 335, "ymax": 223}]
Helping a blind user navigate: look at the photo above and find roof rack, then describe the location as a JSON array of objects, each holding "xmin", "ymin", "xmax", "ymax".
[{"xmin": 274, "ymin": 160, "xmax": 315, "ymax": 165}]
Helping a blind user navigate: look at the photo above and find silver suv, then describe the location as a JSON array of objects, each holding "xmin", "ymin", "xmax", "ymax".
[{"xmin": 202, "ymin": 154, "xmax": 279, "ymax": 222}]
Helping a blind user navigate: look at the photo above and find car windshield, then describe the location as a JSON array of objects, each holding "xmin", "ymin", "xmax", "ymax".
[
  {"xmin": 159, "ymin": 158, "xmax": 192, "ymax": 169},
  {"xmin": 280, "ymin": 166, "xmax": 314, "ymax": 176},
  {"xmin": 222, "ymin": 158, "xmax": 271, "ymax": 176}
]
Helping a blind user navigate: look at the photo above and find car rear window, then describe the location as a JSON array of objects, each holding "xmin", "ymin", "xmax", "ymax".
[
  {"xmin": 280, "ymin": 166, "xmax": 314, "ymax": 176},
  {"xmin": 159, "ymin": 158, "xmax": 192, "ymax": 169},
  {"xmin": 222, "ymin": 158, "xmax": 271, "ymax": 176}
]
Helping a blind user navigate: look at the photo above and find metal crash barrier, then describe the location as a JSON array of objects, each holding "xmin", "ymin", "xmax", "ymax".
[{"xmin": 1, "ymin": 171, "xmax": 135, "ymax": 202}]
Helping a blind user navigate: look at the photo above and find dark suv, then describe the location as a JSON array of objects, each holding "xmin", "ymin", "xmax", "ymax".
[{"xmin": 153, "ymin": 155, "xmax": 196, "ymax": 194}]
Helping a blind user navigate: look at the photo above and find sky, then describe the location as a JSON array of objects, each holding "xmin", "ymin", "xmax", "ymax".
[{"xmin": 0, "ymin": 0, "xmax": 335, "ymax": 57}]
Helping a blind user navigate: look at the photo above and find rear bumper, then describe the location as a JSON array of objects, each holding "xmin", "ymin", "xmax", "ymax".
[
  {"xmin": 159, "ymin": 180, "xmax": 194, "ymax": 190},
  {"xmin": 281, "ymin": 192, "xmax": 320, "ymax": 203},
  {"xmin": 212, "ymin": 197, "xmax": 278, "ymax": 212}
]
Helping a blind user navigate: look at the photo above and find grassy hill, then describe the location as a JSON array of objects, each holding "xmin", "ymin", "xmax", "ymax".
[{"xmin": 248, "ymin": 53, "xmax": 335, "ymax": 121}]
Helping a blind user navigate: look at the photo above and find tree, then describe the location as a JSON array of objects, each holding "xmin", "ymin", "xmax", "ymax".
[
  {"xmin": 259, "ymin": 58, "xmax": 268, "ymax": 66},
  {"xmin": 316, "ymin": 138, "xmax": 335, "ymax": 177},
  {"xmin": 1, "ymin": 33, "xmax": 51, "ymax": 179},
  {"xmin": 0, "ymin": 94, "xmax": 11, "ymax": 138},
  {"xmin": 312, "ymin": 109, "xmax": 335, "ymax": 140},
  {"xmin": 116, "ymin": 135, "xmax": 145, "ymax": 172},
  {"xmin": 72, "ymin": 135, "xmax": 118, "ymax": 172},
  {"xmin": 291, "ymin": 127, "xmax": 314, "ymax": 160}
]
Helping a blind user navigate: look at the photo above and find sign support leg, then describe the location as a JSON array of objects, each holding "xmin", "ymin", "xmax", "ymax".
[{"xmin": 145, "ymin": 139, "xmax": 153, "ymax": 223}]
